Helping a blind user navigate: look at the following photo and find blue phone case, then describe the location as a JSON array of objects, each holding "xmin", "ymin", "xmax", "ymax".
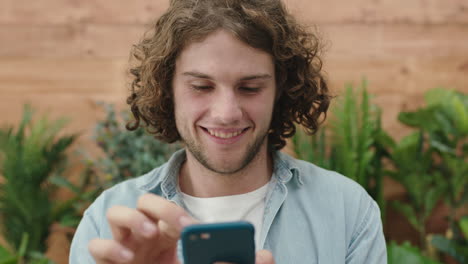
[{"xmin": 181, "ymin": 221, "xmax": 255, "ymax": 264}]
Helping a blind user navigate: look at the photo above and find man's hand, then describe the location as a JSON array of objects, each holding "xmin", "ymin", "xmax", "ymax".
[
  {"xmin": 87, "ymin": 193, "xmax": 275, "ymax": 264},
  {"xmin": 255, "ymin": 250, "xmax": 275, "ymax": 264},
  {"xmin": 88, "ymin": 193, "xmax": 196, "ymax": 264}
]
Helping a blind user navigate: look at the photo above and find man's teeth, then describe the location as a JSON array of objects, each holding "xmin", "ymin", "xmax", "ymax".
[{"xmin": 207, "ymin": 129, "xmax": 243, "ymax": 139}]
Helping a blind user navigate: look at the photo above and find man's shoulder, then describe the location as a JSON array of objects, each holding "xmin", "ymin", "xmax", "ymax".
[
  {"xmin": 299, "ymin": 159, "xmax": 363, "ymax": 190},
  {"xmin": 278, "ymin": 152, "xmax": 376, "ymax": 217},
  {"xmin": 280, "ymin": 153, "xmax": 382, "ymax": 237},
  {"xmin": 272, "ymin": 153, "xmax": 386, "ymax": 263},
  {"xmin": 92, "ymin": 149, "xmax": 186, "ymax": 209},
  {"xmin": 278, "ymin": 152, "xmax": 367, "ymax": 197},
  {"xmin": 90, "ymin": 165, "xmax": 166, "ymax": 211}
]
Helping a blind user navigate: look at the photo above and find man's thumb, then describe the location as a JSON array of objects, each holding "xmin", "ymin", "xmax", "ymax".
[{"xmin": 256, "ymin": 250, "xmax": 275, "ymax": 264}]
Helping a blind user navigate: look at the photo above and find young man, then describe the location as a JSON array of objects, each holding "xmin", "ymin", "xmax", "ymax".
[{"xmin": 70, "ymin": 0, "xmax": 387, "ymax": 263}]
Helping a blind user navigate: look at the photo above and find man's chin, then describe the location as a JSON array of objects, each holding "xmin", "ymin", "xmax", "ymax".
[{"xmin": 203, "ymin": 160, "xmax": 248, "ymax": 175}]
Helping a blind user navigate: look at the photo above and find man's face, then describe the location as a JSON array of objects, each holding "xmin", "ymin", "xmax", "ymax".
[{"xmin": 172, "ymin": 30, "xmax": 276, "ymax": 174}]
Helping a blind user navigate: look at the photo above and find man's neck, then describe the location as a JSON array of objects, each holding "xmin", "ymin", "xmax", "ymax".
[{"xmin": 178, "ymin": 148, "xmax": 273, "ymax": 198}]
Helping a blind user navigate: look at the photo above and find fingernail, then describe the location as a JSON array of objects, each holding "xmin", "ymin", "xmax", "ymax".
[
  {"xmin": 120, "ymin": 248, "xmax": 134, "ymax": 261},
  {"xmin": 141, "ymin": 221, "xmax": 157, "ymax": 236},
  {"xmin": 179, "ymin": 215, "xmax": 195, "ymax": 227}
]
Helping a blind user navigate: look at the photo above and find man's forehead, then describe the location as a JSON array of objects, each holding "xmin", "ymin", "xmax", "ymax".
[
  {"xmin": 182, "ymin": 71, "xmax": 273, "ymax": 81},
  {"xmin": 176, "ymin": 31, "xmax": 272, "ymax": 62}
]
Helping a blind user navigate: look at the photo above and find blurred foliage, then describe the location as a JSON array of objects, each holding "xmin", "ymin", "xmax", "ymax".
[
  {"xmin": 398, "ymin": 88, "xmax": 468, "ymax": 226},
  {"xmin": 293, "ymin": 80, "xmax": 392, "ymax": 218},
  {"xmin": 0, "ymin": 105, "xmax": 91, "ymax": 262},
  {"xmin": 386, "ymin": 131, "xmax": 445, "ymax": 249},
  {"xmin": 82, "ymin": 102, "xmax": 177, "ymax": 189},
  {"xmin": 0, "ymin": 233, "xmax": 53, "ymax": 264},
  {"xmin": 388, "ymin": 241, "xmax": 441, "ymax": 264},
  {"xmin": 388, "ymin": 88, "xmax": 468, "ymax": 251}
]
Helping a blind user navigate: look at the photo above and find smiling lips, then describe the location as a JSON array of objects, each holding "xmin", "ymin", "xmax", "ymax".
[{"xmin": 204, "ymin": 127, "xmax": 248, "ymax": 139}]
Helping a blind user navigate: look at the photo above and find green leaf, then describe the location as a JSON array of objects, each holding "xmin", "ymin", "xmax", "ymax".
[
  {"xmin": 49, "ymin": 176, "xmax": 80, "ymax": 194},
  {"xmin": 0, "ymin": 246, "xmax": 10, "ymax": 256},
  {"xmin": 451, "ymin": 95, "xmax": 468, "ymax": 134},
  {"xmin": 0, "ymin": 256, "xmax": 17, "ymax": 264},
  {"xmin": 429, "ymin": 137, "xmax": 456, "ymax": 155},
  {"xmin": 0, "ymin": 245, "xmax": 16, "ymax": 263},
  {"xmin": 392, "ymin": 201, "xmax": 420, "ymax": 232},
  {"xmin": 16, "ymin": 104, "xmax": 34, "ymax": 144},
  {"xmin": 431, "ymin": 235, "xmax": 468, "ymax": 263},
  {"xmin": 425, "ymin": 88, "xmax": 455, "ymax": 106},
  {"xmin": 28, "ymin": 251, "xmax": 55, "ymax": 264},
  {"xmin": 424, "ymin": 187, "xmax": 443, "ymax": 219},
  {"xmin": 59, "ymin": 214, "xmax": 81, "ymax": 228},
  {"xmin": 460, "ymin": 216, "xmax": 468, "ymax": 238},
  {"xmin": 388, "ymin": 241, "xmax": 441, "ymax": 264},
  {"xmin": 17, "ymin": 233, "xmax": 28, "ymax": 257},
  {"xmin": 398, "ymin": 110, "xmax": 434, "ymax": 130},
  {"xmin": 375, "ymin": 130, "xmax": 396, "ymax": 149}
]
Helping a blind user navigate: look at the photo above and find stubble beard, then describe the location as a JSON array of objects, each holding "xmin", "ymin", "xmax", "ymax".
[{"xmin": 181, "ymin": 128, "xmax": 269, "ymax": 175}]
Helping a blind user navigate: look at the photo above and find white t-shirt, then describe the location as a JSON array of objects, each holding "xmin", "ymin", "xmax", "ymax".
[{"xmin": 180, "ymin": 183, "xmax": 269, "ymax": 249}]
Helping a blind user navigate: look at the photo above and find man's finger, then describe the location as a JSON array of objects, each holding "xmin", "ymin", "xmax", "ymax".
[
  {"xmin": 137, "ymin": 193, "xmax": 197, "ymax": 238},
  {"xmin": 88, "ymin": 238, "xmax": 134, "ymax": 264},
  {"xmin": 106, "ymin": 205, "xmax": 159, "ymax": 241},
  {"xmin": 256, "ymin": 250, "xmax": 275, "ymax": 264}
]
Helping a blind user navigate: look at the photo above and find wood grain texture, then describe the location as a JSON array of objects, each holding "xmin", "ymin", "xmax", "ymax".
[
  {"xmin": 0, "ymin": 0, "xmax": 170, "ymax": 25},
  {"xmin": 2, "ymin": 0, "xmax": 467, "ymax": 25},
  {"xmin": 2, "ymin": 24, "xmax": 468, "ymax": 60},
  {"xmin": 287, "ymin": 0, "xmax": 468, "ymax": 24},
  {"xmin": 0, "ymin": 24, "xmax": 143, "ymax": 57},
  {"xmin": 321, "ymin": 24, "xmax": 468, "ymax": 59},
  {"xmin": 0, "ymin": 57, "xmax": 129, "ymax": 93}
]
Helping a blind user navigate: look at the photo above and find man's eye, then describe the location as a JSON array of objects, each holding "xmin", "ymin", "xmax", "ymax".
[
  {"xmin": 240, "ymin": 87, "xmax": 260, "ymax": 93},
  {"xmin": 191, "ymin": 85, "xmax": 212, "ymax": 91}
]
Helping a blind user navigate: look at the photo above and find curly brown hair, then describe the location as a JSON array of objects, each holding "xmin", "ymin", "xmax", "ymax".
[{"xmin": 127, "ymin": 0, "xmax": 331, "ymax": 150}]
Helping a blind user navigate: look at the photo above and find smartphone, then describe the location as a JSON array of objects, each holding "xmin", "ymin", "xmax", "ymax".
[{"xmin": 181, "ymin": 221, "xmax": 255, "ymax": 264}]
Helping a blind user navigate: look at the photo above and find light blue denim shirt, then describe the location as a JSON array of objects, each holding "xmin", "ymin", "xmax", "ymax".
[{"xmin": 70, "ymin": 149, "xmax": 387, "ymax": 263}]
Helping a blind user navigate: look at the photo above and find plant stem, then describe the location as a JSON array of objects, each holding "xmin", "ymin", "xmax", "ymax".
[{"xmin": 419, "ymin": 213, "xmax": 427, "ymax": 253}]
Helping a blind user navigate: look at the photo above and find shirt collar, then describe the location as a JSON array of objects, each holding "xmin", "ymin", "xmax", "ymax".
[
  {"xmin": 137, "ymin": 148, "xmax": 186, "ymax": 198},
  {"xmin": 272, "ymin": 150, "xmax": 303, "ymax": 185},
  {"xmin": 137, "ymin": 148, "xmax": 303, "ymax": 195}
]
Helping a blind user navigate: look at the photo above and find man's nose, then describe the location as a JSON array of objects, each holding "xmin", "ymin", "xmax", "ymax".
[{"xmin": 212, "ymin": 90, "xmax": 243, "ymax": 124}]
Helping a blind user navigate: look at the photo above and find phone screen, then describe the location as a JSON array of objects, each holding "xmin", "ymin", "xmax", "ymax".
[{"xmin": 181, "ymin": 221, "xmax": 255, "ymax": 264}]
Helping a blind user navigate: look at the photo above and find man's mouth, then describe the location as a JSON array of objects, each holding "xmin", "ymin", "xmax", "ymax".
[{"xmin": 201, "ymin": 127, "xmax": 249, "ymax": 139}]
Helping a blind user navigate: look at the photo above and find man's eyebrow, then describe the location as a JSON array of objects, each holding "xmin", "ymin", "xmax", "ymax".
[
  {"xmin": 182, "ymin": 71, "xmax": 213, "ymax": 79},
  {"xmin": 239, "ymin": 74, "xmax": 272, "ymax": 81},
  {"xmin": 182, "ymin": 71, "xmax": 272, "ymax": 81}
]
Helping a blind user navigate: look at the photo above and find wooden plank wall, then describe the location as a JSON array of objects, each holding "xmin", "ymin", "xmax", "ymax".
[{"xmin": 0, "ymin": 0, "xmax": 467, "ymax": 262}]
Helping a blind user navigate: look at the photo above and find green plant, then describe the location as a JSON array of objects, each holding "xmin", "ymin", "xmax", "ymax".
[
  {"xmin": 0, "ymin": 105, "xmax": 89, "ymax": 261},
  {"xmin": 387, "ymin": 131, "xmax": 445, "ymax": 251},
  {"xmin": 0, "ymin": 233, "xmax": 53, "ymax": 264},
  {"xmin": 85, "ymin": 103, "xmax": 177, "ymax": 188},
  {"xmin": 398, "ymin": 88, "xmax": 468, "ymax": 230},
  {"xmin": 292, "ymin": 81, "xmax": 391, "ymax": 217},
  {"xmin": 388, "ymin": 241, "xmax": 441, "ymax": 264},
  {"xmin": 389, "ymin": 88, "xmax": 468, "ymax": 252}
]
